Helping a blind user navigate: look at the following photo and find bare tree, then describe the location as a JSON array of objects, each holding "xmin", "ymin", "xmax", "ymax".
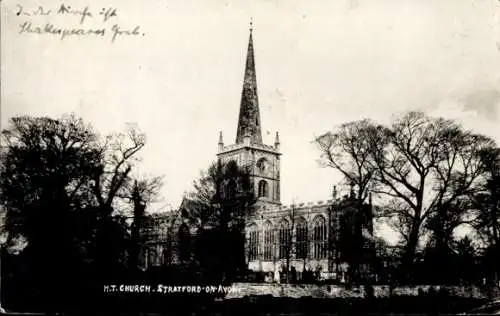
[
  {"xmin": 92, "ymin": 124, "xmax": 147, "ymax": 217},
  {"xmin": 428, "ymin": 124, "xmax": 494, "ymax": 245},
  {"xmin": 367, "ymin": 112, "xmax": 442, "ymax": 271},
  {"xmin": 120, "ymin": 176, "xmax": 164, "ymax": 270},
  {"xmin": 0, "ymin": 114, "xmax": 100, "ymax": 244},
  {"xmin": 315, "ymin": 121, "xmax": 381, "ymax": 283},
  {"xmin": 472, "ymin": 148, "xmax": 500, "ymax": 247},
  {"xmin": 314, "ymin": 119, "xmax": 379, "ymax": 204},
  {"xmin": 313, "ymin": 111, "xmax": 498, "ymax": 284},
  {"xmin": 471, "ymin": 147, "xmax": 500, "ymax": 284},
  {"xmin": 0, "ymin": 114, "xmax": 153, "ymax": 303},
  {"xmin": 186, "ymin": 160, "xmax": 257, "ymax": 282},
  {"xmin": 368, "ymin": 112, "xmax": 495, "ymax": 279}
]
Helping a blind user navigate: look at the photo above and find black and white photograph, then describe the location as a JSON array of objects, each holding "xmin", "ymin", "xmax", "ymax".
[{"xmin": 1, "ymin": 0, "xmax": 500, "ymax": 314}]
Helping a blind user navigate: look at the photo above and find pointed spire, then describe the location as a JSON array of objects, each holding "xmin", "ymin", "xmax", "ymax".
[
  {"xmin": 218, "ymin": 131, "xmax": 224, "ymax": 151},
  {"xmin": 236, "ymin": 19, "xmax": 262, "ymax": 145}
]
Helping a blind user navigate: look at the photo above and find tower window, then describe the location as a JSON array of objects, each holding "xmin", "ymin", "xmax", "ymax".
[{"xmin": 258, "ymin": 180, "xmax": 268, "ymax": 198}]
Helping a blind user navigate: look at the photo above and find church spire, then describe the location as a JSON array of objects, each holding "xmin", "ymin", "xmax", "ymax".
[{"xmin": 236, "ymin": 19, "xmax": 262, "ymax": 145}]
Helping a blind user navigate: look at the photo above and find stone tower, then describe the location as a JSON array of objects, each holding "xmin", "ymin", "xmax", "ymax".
[{"xmin": 217, "ymin": 23, "xmax": 281, "ymax": 209}]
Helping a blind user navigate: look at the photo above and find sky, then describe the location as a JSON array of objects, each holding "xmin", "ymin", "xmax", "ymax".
[{"xmin": 2, "ymin": 0, "xmax": 500, "ymax": 242}]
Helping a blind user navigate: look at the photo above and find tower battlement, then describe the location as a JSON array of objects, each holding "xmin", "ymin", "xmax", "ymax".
[{"xmin": 217, "ymin": 142, "xmax": 281, "ymax": 156}]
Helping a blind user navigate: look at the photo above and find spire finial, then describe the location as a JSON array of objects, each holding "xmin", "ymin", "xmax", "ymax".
[{"xmin": 249, "ymin": 17, "xmax": 253, "ymax": 33}]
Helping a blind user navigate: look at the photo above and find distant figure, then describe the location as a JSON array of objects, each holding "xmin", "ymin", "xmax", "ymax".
[
  {"xmin": 304, "ymin": 267, "xmax": 312, "ymax": 283},
  {"xmin": 291, "ymin": 266, "xmax": 297, "ymax": 283},
  {"xmin": 265, "ymin": 272, "xmax": 273, "ymax": 283},
  {"xmin": 315, "ymin": 265, "xmax": 322, "ymax": 281},
  {"xmin": 280, "ymin": 267, "xmax": 286, "ymax": 283}
]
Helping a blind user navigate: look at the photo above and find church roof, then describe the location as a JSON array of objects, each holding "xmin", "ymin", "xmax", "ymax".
[{"xmin": 236, "ymin": 23, "xmax": 263, "ymax": 145}]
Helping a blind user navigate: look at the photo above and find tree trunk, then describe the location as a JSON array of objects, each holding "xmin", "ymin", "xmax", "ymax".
[{"xmin": 403, "ymin": 225, "xmax": 420, "ymax": 283}]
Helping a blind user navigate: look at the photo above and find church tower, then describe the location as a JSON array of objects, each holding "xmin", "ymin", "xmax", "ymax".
[{"xmin": 217, "ymin": 22, "xmax": 281, "ymax": 209}]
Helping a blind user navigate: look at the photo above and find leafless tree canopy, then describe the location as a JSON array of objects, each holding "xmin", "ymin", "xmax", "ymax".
[
  {"xmin": 314, "ymin": 119, "xmax": 381, "ymax": 203},
  {"xmin": 315, "ymin": 111, "xmax": 497, "ymax": 273},
  {"xmin": 92, "ymin": 123, "xmax": 148, "ymax": 215}
]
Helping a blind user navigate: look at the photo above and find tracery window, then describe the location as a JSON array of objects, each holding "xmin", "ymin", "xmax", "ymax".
[
  {"xmin": 278, "ymin": 220, "xmax": 291, "ymax": 259},
  {"xmin": 295, "ymin": 218, "xmax": 308, "ymax": 259},
  {"xmin": 313, "ymin": 216, "xmax": 327, "ymax": 259},
  {"xmin": 248, "ymin": 225, "xmax": 259, "ymax": 261},
  {"xmin": 263, "ymin": 222, "xmax": 275, "ymax": 261}
]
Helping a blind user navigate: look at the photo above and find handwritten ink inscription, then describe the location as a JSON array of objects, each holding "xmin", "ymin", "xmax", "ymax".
[{"xmin": 15, "ymin": 4, "xmax": 144, "ymax": 43}]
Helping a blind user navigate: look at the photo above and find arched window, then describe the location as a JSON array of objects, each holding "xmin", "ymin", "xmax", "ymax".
[
  {"xmin": 313, "ymin": 216, "xmax": 327, "ymax": 259},
  {"xmin": 295, "ymin": 217, "xmax": 308, "ymax": 259},
  {"xmin": 248, "ymin": 224, "xmax": 259, "ymax": 261},
  {"xmin": 258, "ymin": 180, "xmax": 269, "ymax": 198},
  {"xmin": 263, "ymin": 221, "xmax": 274, "ymax": 261},
  {"xmin": 278, "ymin": 220, "xmax": 291, "ymax": 259},
  {"xmin": 178, "ymin": 223, "xmax": 191, "ymax": 262}
]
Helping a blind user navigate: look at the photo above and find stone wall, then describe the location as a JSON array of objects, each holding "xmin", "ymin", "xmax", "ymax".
[{"xmin": 226, "ymin": 283, "xmax": 489, "ymax": 299}]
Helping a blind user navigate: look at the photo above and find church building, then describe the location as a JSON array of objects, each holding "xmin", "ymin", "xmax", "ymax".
[
  {"xmin": 216, "ymin": 25, "xmax": 375, "ymax": 282},
  {"xmin": 138, "ymin": 25, "xmax": 375, "ymax": 283}
]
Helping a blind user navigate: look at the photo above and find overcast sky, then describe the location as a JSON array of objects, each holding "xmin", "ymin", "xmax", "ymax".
[{"xmin": 2, "ymin": 0, "xmax": 500, "ymax": 241}]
